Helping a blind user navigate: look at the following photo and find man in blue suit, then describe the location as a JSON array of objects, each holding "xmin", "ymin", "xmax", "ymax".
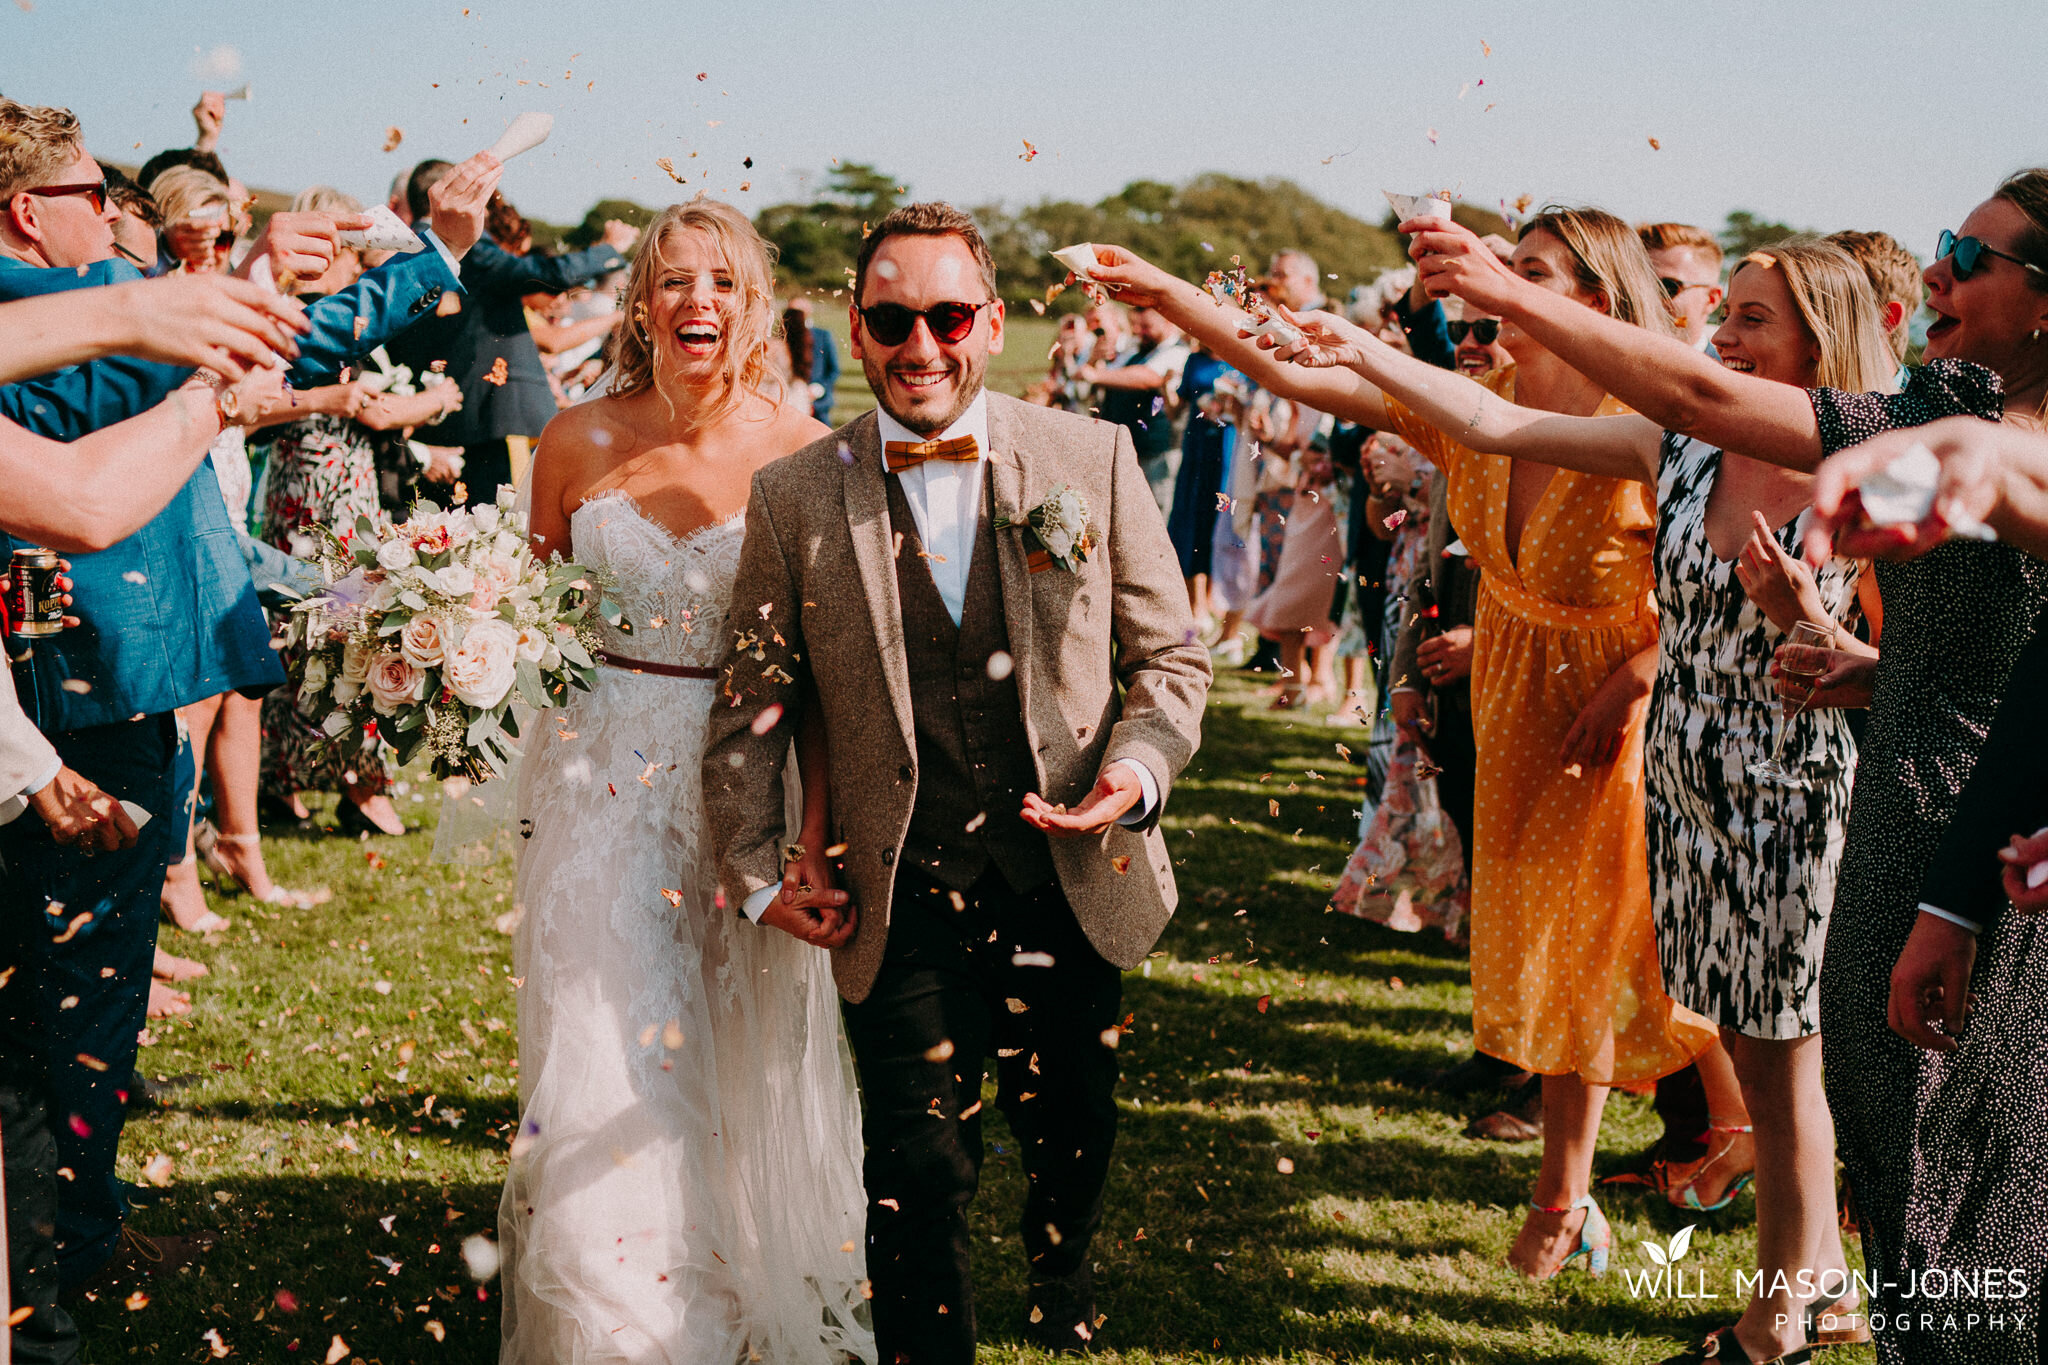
[
  {"xmin": 387, "ymin": 157, "xmax": 636, "ymax": 505},
  {"xmin": 0, "ymin": 97, "xmax": 505, "ymax": 1316}
]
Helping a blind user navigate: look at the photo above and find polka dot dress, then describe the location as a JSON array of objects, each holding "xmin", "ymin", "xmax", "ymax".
[
  {"xmin": 1387, "ymin": 372, "xmax": 1717, "ymax": 1085},
  {"xmin": 1807, "ymin": 360, "xmax": 2048, "ymax": 1363}
]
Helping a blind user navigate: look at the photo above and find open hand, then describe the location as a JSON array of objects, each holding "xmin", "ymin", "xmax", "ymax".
[
  {"xmin": 2000, "ymin": 827, "xmax": 2048, "ymax": 914},
  {"xmin": 430, "ymin": 154, "xmax": 506, "ymax": 259},
  {"xmin": 1408, "ymin": 217, "xmax": 1528, "ymax": 315},
  {"xmin": 1888, "ymin": 909, "xmax": 1976, "ymax": 1051},
  {"xmin": 114, "ymin": 274, "xmax": 307, "ymax": 379},
  {"xmin": 1021, "ymin": 763, "xmax": 1143, "ymax": 837},
  {"xmin": 1733, "ymin": 510, "xmax": 1829, "ymax": 634}
]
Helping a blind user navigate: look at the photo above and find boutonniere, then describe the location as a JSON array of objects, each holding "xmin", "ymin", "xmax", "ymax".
[{"xmin": 996, "ymin": 484, "xmax": 1096, "ymax": 574}]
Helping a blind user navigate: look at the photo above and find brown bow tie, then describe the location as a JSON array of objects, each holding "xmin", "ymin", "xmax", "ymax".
[{"xmin": 883, "ymin": 434, "xmax": 980, "ymax": 473}]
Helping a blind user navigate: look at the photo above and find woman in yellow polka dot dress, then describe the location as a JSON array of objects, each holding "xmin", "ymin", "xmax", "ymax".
[{"xmin": 1089, "ymin": 211, "xmax": 1718, "ymax": 1281}]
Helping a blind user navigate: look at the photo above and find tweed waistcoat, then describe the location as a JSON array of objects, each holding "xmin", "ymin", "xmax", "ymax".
[{"xmin": 885, "ymin": 472, "xmax": 1055, "ymax": 893}]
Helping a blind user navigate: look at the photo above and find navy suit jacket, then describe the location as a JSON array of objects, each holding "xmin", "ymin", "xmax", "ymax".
[
  {"xmin": 0, "ymin": 241, "xmax": 463, "ymax": 732},
  {"xmin": 387, "ymin": 233, "xmax": 624, "ymax": 445}
]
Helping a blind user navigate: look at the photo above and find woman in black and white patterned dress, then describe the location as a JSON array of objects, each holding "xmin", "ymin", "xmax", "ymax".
[
  {"xmin": 1270, "ymin": 237, "xmax": 1896, "ymax": 1363},
  {"xmin": 1399, "ymin": 173, "xmax": 2048, "ymax": 1365}
]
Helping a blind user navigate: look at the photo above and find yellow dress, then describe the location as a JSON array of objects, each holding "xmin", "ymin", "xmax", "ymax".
[{"xmin": 1387, "ymin": 372, "xmax": 1716, "ymax": 1085}]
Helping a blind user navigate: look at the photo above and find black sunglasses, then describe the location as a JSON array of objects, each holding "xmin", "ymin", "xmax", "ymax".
[
  {"xmin": 858, "ymin": 300, "xmax": 994, "ymax": 347},
  {"xmin": 21, "ymin": 180, "xmax": 108, "ymax": 216},
  {"xmin": 1937, "ymin": 229, "xmax": 2047, "ymax": 281},
  {"xmin": 1658, "ymin": 276, "xmax": 1716, "ymax": 299},
  {"xmin": 1446, "ymin": 318, "xmax": 1500, "ymax": 345}
]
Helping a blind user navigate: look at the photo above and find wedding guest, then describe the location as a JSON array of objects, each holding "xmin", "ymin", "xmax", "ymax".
[
  {"xmin": 1825, "ymin": 229, "xmax": 1923, "ymax": 365},
  {"xmin": 1639, "ymin": 222, "xmax": 1726, "ymax": 349},
  {"xmin": 148, "ymin": 165, "xmax": 235, "ymax": 275},
  {"xmin": 0, "ymin": 98, "xmax": 501, "ymax": 1294},
  {"xmin": 1402, "ymin": 172, "xmax": 2048, "ymax": 1359},
  {"xmin": 386, "ymin": 158, "xmax": 636, "ymax": 505},
  {"xmin": 783, "ymin": 293, "xmax": 840, "ymax": 423},
  {"xmin": 1165, "ymin": 339, "xmax": 1245, "ymax": 636},
  {"xmin": 1080, "ymin": 305, "xmax": 1190, "ymax": 516},
  {"xmin": 1278, "ymin": 237, "xmax": 1896, "ymax": 1361},
  {"xmin": 101, "ymin": 169, "xmax": 161, "ymax": 274},
  {"xmin": 1091, "ymin": 208, "xmax": 1721, "ymax": 1283}
]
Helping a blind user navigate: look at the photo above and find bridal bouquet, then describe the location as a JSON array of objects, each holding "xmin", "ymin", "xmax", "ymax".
[{"xmin": 281, "ymin": 487, "xmax": 620, "ymax": 781}]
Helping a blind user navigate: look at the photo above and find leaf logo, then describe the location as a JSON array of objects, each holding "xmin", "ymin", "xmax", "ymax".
[{"xmin": 1640, "ymin": 1223, "xmax": 1696, "ymax": 1266}]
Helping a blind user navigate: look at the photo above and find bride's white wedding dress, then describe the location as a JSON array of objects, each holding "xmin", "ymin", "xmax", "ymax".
[{"xmin": 499, "ymin": 491, "xmax": 874, "ymax": 1364}]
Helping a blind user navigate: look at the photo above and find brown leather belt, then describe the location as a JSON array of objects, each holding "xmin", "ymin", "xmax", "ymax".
[{"xmin": 597, "ymin": 649, "xmax": 720, "ymax": 680}]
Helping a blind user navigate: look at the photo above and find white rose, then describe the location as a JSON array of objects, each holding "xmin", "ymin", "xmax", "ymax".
[
  {"xmin": 478, "ymin": 552, "xmax": 522, "ymax": 597},
  {"xmin": 541, "ymin": 643, "xmax": 562, "ymax": 671},
  {"xmin": 515, "ymin": 625, "xmax": 549, "ymax": 663},
  {"xmin": 332, "ymin": 676, "xmax": 361, "ymax": 704},
  {"xmin": 376, "ymin": 538, "xmax": 416, "ymax": 571},
  {"xmin": 301, "ymin": 656, "xmax": 331, "ymax": 701},
  {"xmin": 471, "ymin": 504, "xmax": 501, "ymax": 534},
  {"xmin": 494, "ymin": 530, "xmax": 525, "ymax": 556},
  {"xmin": 1039, "ymin": 519, "xmax": 1076, "ymax": 560},
  {"xmin": 366, "ymin": 652, "xmax": 426, "ymax": 715},
  {"xmin": 400, "ymin": 615, "xmax": 448, "ymax": 668},
  {"xmin": 497, "ymin": 483, "xmax": 519, "ymax": 510},
  {"xmin": 340, "ymin": 635, "xmax": 376, "ymax": 683},
  {"xmin": 444, "ymin": 619, "xmax": 519, "ymax": 709},
  {"xmin": 430, "ymin": 563, "xmax": 474, "ymax": 601}
]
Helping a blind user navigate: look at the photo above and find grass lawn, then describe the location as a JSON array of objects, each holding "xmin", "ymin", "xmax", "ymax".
[{"xmin": 75, "ymin": 670, "xmax": 1873, "ymax": 1364}]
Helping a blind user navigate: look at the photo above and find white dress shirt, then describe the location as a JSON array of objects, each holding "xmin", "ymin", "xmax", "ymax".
[{"xmin": 740, "ymin": 394, "xmax": 1159, "ymax": 923}]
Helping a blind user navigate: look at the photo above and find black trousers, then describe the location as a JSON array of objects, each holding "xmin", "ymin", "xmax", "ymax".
[
  {"xmin": 841, "ymin": 868, "xmax": 1123, "ymax": 1365},
  {"xmin": 1, "ymin": 1026, "xmax": 81, "ymax": 1363},
  {"xmin": 0, "ymin": 714, "xmax": 177, "ymax": 1287}
]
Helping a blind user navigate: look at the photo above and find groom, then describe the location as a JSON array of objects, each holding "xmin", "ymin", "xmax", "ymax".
[{"xmin": 704, "ymin": 202, "xmax": 1209, "ymax": 1361}]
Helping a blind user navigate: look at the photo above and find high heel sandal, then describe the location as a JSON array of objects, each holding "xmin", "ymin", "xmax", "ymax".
[
  {"xmin": 1518, "ymin": 1193, "xmax": 1610, "ymax": 1279},
  {"xmin": 1812, "ymin": 1294, "xmax": 1871, "ymax": 1346},
  {"xmin": 201, "ymin": 831, "xmax": 332, "ymax": 909},
  {"xmin": 1657, "ymin": 1326, "xmax": 1811, "ymax": 1364},
  {"xmin": 1670, "ymin": 1123, "xmax": 1756, "ymax": 1212},
  {"xmin": 161, "ymin": 847, "xmax": 233, "ymax": 935}
]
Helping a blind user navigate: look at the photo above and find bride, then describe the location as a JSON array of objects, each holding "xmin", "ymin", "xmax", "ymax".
[{"xmin": 499, "ymin": 198, "xmax": 874, "ymax": 1364}]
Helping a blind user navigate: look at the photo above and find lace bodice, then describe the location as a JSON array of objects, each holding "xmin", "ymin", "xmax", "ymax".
[{"xmin": 570, "ymin": 490, "xmax": 746, "ymax": 668}]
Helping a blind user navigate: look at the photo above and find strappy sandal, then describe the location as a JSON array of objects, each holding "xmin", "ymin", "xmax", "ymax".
[
  {"xmin": 1813, "ymin": 1295, "xmax": 1871, "ymax": 1346},
  {"xmin": 203, "ymin": 831, "xmax": 333, "ymax": 909},
  {"xmin": 1670, "ymin": 1123, "xmax": 1756, "ymax": 1212},
  {"xmin": 1513, "ymin": 1194, "xmax": 1610, "ymax": 1280}
]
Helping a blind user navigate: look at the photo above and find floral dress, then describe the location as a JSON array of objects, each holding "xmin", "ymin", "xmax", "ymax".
[{"xmin": 259, "ymin": 412, "xmax": 402, "ymax": 799}]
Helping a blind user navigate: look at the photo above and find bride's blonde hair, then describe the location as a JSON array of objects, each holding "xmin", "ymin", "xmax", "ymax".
[{"xmin": 608, "ymin": 196, "xmax": 782, "ymax": 425}]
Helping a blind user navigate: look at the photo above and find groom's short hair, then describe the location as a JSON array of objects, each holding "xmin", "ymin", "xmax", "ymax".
[{"xmin": 854, "ymin": 202, "xmax": 998, "ymax": 306}]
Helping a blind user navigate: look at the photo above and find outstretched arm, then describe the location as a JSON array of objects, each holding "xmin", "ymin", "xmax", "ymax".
[
  {"xmin": 1806, "ymin": 417, "xmax": 2048, "ymax": 563},
  {"xmin": 1407, "ymin": 217, "xmax": 1825, "ymax": 469},
  {"xmin": 1084, "ymin": 245, "xmax": 1393, "ymax": 429},
  {"xmin": 1269, "ymin": 308, "xmax": 1664, "ymax": 484}
]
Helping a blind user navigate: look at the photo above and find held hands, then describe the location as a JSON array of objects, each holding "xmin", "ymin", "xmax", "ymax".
[
  {"xmin": 1888, "ymin": 909, "xmax": 1977, "ymax": 1052},
  {"xmin": 2000, "ymin": 827, "xmax": 2048, "ymax": 914},
  {"xmin": 1733, "ymin": 510, "xmax": 1828, "ymax": 635},
  {"xmin": 1021, "ymin": 763, "xmax": 1143, "ymax": 837},
  {"xmin": 760, "ymin": 842, "xmax": 856, "ymax": 949},
  {"xmin": 27, "ymin": 766, "xmax": 140, "ymax": 851},
  {"xmin": 429, "ymin": 153, "xmax": 506, "ymax": 260}
]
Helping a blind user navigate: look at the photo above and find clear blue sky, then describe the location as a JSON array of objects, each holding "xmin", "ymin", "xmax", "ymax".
[{"xmin": 5, "ymin": 0, "xmax": 2043, "ymax": 266}]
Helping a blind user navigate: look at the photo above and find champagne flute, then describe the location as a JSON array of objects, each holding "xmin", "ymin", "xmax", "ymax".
[{"xmin": 1748, "ymin": 620, "xmax": 1835, "ymax": 784}]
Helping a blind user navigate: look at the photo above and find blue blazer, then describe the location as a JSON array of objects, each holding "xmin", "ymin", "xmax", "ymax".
[
  {"xmin": 0, "ymin": 242, "xmax": 463, "ymax": 732},
  {"xmin": 387, "ymin": 234, "xmax": 624, "ymax": 445}
]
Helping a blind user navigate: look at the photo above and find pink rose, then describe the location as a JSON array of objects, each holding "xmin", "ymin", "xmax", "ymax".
[
  {"xmin": 365, "ymin": 652, "xmax": 426, "ymax": 715},
  {"xmin": 399, "ymin": 616, "xmax": 447, "ymax": 668}
]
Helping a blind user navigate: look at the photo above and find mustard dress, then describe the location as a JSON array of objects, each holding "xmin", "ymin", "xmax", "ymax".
[{"xmin": 1387, "ymin": 372, "xmax": 1716, "ymax": 1085}]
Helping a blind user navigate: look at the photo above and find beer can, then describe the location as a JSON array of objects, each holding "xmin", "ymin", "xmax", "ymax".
[{"xmin": 8, "ymin": 548, "xmax": 63, "ymax": 637}]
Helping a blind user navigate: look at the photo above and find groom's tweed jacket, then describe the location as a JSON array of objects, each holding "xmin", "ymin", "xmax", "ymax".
[{"xmin": 703, "ymin": 393, "xmax": 1212, "ymax": 1003}]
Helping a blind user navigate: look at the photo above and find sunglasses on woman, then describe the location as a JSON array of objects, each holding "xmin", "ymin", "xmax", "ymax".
[
  {"xmin": 21, "ymin": 180, "xmax": 108, "ymax": 216},
  {"xmin": 1937, "ymin": 229, "xmax": 2048, "ymax": 281},
  {"xmin": 857, "ymin": 300, "xmax": 994, "ymax": 347},
  {"xmin": 1446, "ymin": 318, "xmax": 1501, "ymax": 345}
]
